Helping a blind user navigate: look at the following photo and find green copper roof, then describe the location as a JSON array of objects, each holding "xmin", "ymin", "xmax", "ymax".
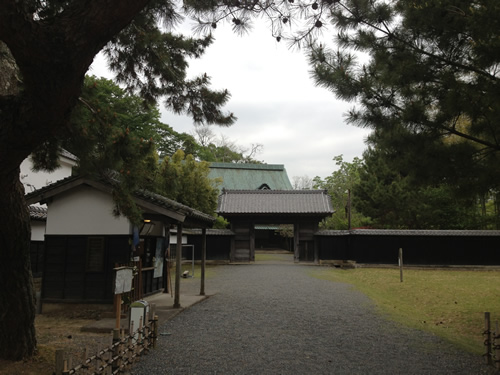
[{"xmin": 209, "ymin": 162, "xmax": 293, "ymax": 190}]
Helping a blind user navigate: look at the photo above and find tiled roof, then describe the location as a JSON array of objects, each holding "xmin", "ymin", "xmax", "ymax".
[
  {"xmin": 29, "ymin": 205, "xmax": 47, "ymax": 221},
  {"xmin": 134, "ymin": 189, "xmax": 215, "ymax": 225},
  {"xmin": 217, "ymin": 189, "xmax": 334, "ymax": 215},
  {"xmin": 209, "ymin": 162, "xmax": 293, "ymax": 190},
  {"xmin": 185, "ymin": 229, "xmax": 235, "ymax": 236},
  {"xmin": 25, "ymin": 174, "xmax": 215, "ymax": 227},
  {"xmin": 60, "ymin": 149, "xmax": 78, "ymax": 161},
  {"xmin": 316, "ymin": 229, "xmax": 500, "ymax": 237}
]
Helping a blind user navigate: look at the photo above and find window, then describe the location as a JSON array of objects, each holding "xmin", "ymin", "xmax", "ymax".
[{"xmin": 86, "ymin": 237, "xmax": 105, "ymax": 272}]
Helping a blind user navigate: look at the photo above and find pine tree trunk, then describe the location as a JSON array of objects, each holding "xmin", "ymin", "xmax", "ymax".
[
  {"xmin": 0, "ymin": 167, "xmax": 37, "ymax": 360},
  {"xmin": 0, "ymin": 0, "xmax": 155, "ymax": 360}
]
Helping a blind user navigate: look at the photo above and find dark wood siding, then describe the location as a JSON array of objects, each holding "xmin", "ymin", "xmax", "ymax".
[
  {"xmin": 232, "ymin": 223, "xmax": 251, "ymax": 261},
  {"xmin": 317, "ymin": 233, "xmax": 500, "ymax": 265},
  {"xmin": 43, "ymin": 235, "xmax": 131, "ymax": 303},
  {"xmin": 298, "ymin": 222, "xmax": 318, "ymax": 262},
  {"xmin": 30, "ymin": 241, "xmax": 45, "ymax": 277},
  {"xmin": 185, "ymin": 235, "xmax": 231, "ymax": 260}
]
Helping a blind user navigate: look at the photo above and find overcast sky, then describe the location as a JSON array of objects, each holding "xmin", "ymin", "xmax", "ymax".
[{"xmin": 91, "ymin": 18, "xmax": 371, "ymax": 181}]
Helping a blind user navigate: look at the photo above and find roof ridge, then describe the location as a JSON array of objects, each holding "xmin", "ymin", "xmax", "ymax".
[
  {"xmin": 209, "ymin": 162, "xmax": 285, "ymax": 170},
  {"xmin": 25, "ymin": 173, "xmax": 216, "ymax": 225},
  {"xmin": 221, "ymin": 189, "xmax": 325, "ymax": 194}
]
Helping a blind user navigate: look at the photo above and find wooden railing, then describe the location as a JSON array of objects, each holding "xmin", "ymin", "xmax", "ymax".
[
  {"xmin": 55, "ymin": 306, "xmax": 158, "ymax": 375},
  {"xmin": 483, "ymin": 312, "xmax": 500, "ymax": 370}
]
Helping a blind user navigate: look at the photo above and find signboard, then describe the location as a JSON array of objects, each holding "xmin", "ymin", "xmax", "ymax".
[{"xmin": 114, "ymin": 267, "xmax": 133, "ymax": 294}]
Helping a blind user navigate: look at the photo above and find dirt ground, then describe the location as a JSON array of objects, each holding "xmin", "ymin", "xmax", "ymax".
[
  {"xmin": 0, "ymin": 280, "xmax": 114, "ymax": 375},
  {"xmin": 0, "ymin": 307, "xmax": 114, "ymax": 375}
]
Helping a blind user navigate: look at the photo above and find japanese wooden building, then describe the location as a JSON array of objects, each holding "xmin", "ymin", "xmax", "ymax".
[
  {"xmin": 216, "ymin": 189, "xmax": 334, "ymax": 262},
  {"xmin": 25, "ymin": 174, "xmax": 215, "ymax": 306}
]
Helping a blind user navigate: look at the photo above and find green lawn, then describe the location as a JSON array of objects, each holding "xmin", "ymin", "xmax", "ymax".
[
  {"xmin": 311, "ymin": 267, "xmax": 500, "ymax": 355},
  {"xmin": 254, "ymin": 252, "xmax": 292, "ymax": 262},
  {"xmin": 175, "ymin": 263, "xmax": 217, "ymax": 279}
]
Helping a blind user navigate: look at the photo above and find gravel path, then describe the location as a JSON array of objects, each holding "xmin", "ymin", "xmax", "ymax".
[{"xmin": 132, "ymin": 258, "xmax": 494, "ymax": 375}]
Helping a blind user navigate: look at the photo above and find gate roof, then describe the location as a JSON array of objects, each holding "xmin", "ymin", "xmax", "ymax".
[
  {"xmin": 217, "ymin": 189, "xmax": 334, "ymax": 218},
  {"xmin": 209, "ymin": 163, "xmax": 293, "ymax": 191}
]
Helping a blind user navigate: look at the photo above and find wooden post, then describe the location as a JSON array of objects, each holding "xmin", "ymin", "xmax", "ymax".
[
  {"xmin": 112, "ymin": 328, "xmax": 121, "ymax": 373},
  {"xmin": 174, "ymin": 223, "xmax": 183, "ymax": 308},
  {"xmin": 294, "ymin": 223, "xmax": 299, "ymax": 263},
  {"xmin": 347, "ymin": 189, "xmax": 351, "ymax": 230},
  {"xmin": 495, "ymin": 320, "xmax": 500, "ymax": 370},
  {"xmin": 399, "ymin": 248, "xmax": 403, "ymax": 283},
  {"xmin": 115, "ymin": 293, "xmax": 121, "ymax": 329},
  {"xmin": 200, "ymin": 227, "xmax": 207, "ymax": 296},
  {"xmin": 250, "ymin": 222, "xmax": 255, "ymax": 262},
  {"xmin": 136, "ymin": 318, "xmax": 143, "ymax": 359},
  {"xmin": 96, "ymin": 344, "xmax": 101, "ymax": 372},
  {"xmin": 149, "ymin": 303, "xmax": 156, "ymax": 322},
  {"xmin": 153, "ymin": 315, "xmax": 159, "ymax": 349},
  {"xmin": 125, "ymin": 328, "xmax": 132, "ymax": 370},
  {"xmin": 55, "ymin": 349, "xmax": 65, "ymax": 375},
  {"xmin": 138, "ymin": 258, "xmax": 143, "ymax": 300},
  {"xmin": 83, "ymin": 347, "xmax": 89, "ymax": 375},
  {"xmin": 485, "ymin": 312, "xmax": 492, "ymax": 365},
  {"xmin": 314, "ymin": 231, "xmax": 319, "ymax": 265},
  {"xmin": 163, "ymin": 236, "xmax": 172, "ymax": 293}
]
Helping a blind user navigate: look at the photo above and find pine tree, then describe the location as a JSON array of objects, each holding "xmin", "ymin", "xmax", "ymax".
[
  {"xmin": 0, "ymin": 1, "xmax": 237, "ymax": 360},
  {"xmin": 307, "ymin": 0, "xmax": 500, "ymax": 203},
  {"xmin": 354, "ymin": 146, "xmax": 482, "ymax": 229}
]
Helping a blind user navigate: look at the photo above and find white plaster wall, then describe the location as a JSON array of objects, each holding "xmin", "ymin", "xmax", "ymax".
[
  {"xmin": 21, "ymin": 155, "xmax": 75, "ymax": 193},
  {"xmin": 31, "ymin": 221, "xmax": 46, "ymax": 241},
  {"xmin": 170, "ymin": 233, "xmax": 187, "ymax": 245},
  {"xmin": 46, "ymin": 186, "xmax": 130, "ymax": 235}
]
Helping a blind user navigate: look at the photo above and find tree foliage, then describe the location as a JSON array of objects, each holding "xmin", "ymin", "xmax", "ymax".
[
  {"xmin": 192, "ymin": 125, "xmax": 264, "ymax": 163},
  {"xmin": 306, "ymin": 0, "xmax": 500, "ymax": 222},
  {"xmin": 353, "ymin": 147, "xmax": 482, "ymax": 229},
  {"xmin": 308, "ymin": 0, "xmax": 500, "ymax": 150},
  {"xmin": 156, "ymin": 150, "xmax": 220, "ymax": 215},
  {"xmin": 313, "ymin": 155, "xmax": 371, "ymax": 229},
  {"xmin": 292, "ymin": 175, "xmax": 314, "ymax": 190},
  {"xmin": 0, "ymin": 0, "xmax": 240, "ymax": 360}
]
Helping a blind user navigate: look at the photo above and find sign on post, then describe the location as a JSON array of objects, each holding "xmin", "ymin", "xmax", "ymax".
[
  {"xmin": 114, "ymin": 267, "xmax": 133, "ymax": 294},
  {"xmin": 113, "ymin": 266, "xmax": 134, "ymax": 329}
]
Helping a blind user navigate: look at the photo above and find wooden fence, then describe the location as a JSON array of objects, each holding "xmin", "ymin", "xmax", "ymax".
[
  {"xmin": 483, "ymin": 312, "xmax": 500, "ymax": 370},
  {"xmin": 55, "ymin": 306, "xmax": 158, "ymax": 375}
]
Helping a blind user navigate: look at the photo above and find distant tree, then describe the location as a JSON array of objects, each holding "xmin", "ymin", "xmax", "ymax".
[
  {"xmin": 157, "ymin": 150, "xmax": 220, "ymax": 215},
  {"xmin": 276, "ymin": 224, "xmax": 294, "ymax": 251},
  {"xmin": 292, "ymin": 175, "xmax": 314, "ymax": 190},
  {"xmin": 239, "ymin": 142, "xmax": 264, "ymax": 163},
  {"xmin": 193, "ymin": 124, "xmax": 216, "ymax": 148},
  {"xmin": 313, "ymin": 155, "xmax": 371, "ymax": 229},
  {"xmin": 194, "ymin": 126, "xmax": 264, "ymax": 163},
  {"xmin": 353, "ymin": 146, "xmax": 486, "ymax": 229},
  {"xmin": 156, "ymin": 124, "xmax": 201, "ymax": 159}
]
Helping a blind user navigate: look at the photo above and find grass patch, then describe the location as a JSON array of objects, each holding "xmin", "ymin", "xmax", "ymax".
[
  {"xmin": 311, "ymin": 267, "xmax": 500, "ymax": 355},
  {"xmin": 172, "ymin": 263, "xmax": 217, "ymax": 279},
  {"xmin": 254, "ymin": 253, "xmax": 291, "ymax": 262}
]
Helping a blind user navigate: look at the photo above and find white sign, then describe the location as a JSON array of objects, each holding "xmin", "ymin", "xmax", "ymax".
[
  {"xmin": 114, "ymin": 267, "xmax": 133, "ymax": 294},
  {"xmin": 154, "ymin": 239, "xmax": 164, "ymax": 278}
]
